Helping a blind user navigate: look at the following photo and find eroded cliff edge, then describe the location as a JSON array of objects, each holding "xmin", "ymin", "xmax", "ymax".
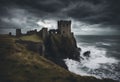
[{"xmin": 44, "ymin": 34, "xmax": 80, "ymax": 69}]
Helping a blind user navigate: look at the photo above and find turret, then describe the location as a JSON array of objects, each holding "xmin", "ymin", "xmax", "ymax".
[
  {"xmin": 16, "ymin": 29, "xmax": 21, "ymax": 36},
  {"xmin": 58, "ymin": 20, "xmax": 71, "ymax": 36}
]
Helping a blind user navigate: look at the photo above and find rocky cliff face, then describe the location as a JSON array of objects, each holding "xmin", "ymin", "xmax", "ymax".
[
  {"xmin": 44, "ymin": 34, "xmax": 80, "ymax": 69},
  {"xmin": 14, "ymin": 33, "xmax": 80, "ymax": 69}
]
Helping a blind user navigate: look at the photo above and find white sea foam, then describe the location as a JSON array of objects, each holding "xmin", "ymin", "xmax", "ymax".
[
  {"xmin": 79, "ymin": 44, "xmax": 118, "ymax": 69},
  {"xmin": 64, "ymin": 58, "xmax": 101, "ymax": 78},
  {"xmin": 64, "ymin": 42, "xmax": 119, "ymax": 81},
  {"xmin": 96, "ymin": 42, "xmax": 111, "ymax": 46}
]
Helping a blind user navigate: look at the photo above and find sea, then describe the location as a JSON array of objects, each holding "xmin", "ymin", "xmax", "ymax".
[{"xmin": 64, "ymin": 35, "xmax": 120, "ymax": 82}]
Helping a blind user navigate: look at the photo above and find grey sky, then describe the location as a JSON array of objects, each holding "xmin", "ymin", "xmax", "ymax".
[{"xmin": 0, "ymin": 0, "xmax": 120, "ymax": 35}]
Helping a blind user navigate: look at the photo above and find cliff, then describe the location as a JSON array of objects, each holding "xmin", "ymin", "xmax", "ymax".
[
  {"xmin": 0, "ymin": 35, "xmax": 117, "ymax": 82},
  {"xmin": 44, "ymin": 34, "xmax": 80, "ymax": 69}
]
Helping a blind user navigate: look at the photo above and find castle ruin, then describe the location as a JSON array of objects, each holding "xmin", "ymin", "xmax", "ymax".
[
  {"xmin": 15, "ymin": 20, "xmax": 72, "ymax": 38},
  {"xmin": 14, "ymin": 20, "xmax": 78, "ymax": 61}
]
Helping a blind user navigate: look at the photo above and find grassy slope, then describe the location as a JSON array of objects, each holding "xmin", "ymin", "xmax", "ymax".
[
  {"xmin": 0, "ymin": 35, "xmax": 117, "ymax": 82},
  {"xmin": 19, "ymin": 34, "xmax": 43, "ymax": 42}
]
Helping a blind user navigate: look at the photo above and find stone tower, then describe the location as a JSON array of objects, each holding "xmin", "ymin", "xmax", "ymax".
[
  {"xmin": 58, "ymin": 20, "xmax": 71, "ymax": 36},
  {"xmin": 16, "ymin": 29, "xmax": 21, "ymax": 36}
]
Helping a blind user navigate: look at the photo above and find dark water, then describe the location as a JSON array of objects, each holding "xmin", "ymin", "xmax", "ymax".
[{"xmin": 65, "ymin": 35, "xmax": 120, "ymax": 81}]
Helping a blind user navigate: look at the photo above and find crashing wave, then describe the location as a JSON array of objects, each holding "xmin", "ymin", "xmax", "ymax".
[{"xmin": 64, "ymin": 43, "xmax": 120, "ymax": 81}]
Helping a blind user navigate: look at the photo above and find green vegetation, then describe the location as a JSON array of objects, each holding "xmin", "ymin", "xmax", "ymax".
[
  {"xmin": 19, "ymin": 34, "xmax": 43, "ymax": 42},
  {"xmin": 0, "ymin": 35, "xmax": 117, "ymax": 82}
]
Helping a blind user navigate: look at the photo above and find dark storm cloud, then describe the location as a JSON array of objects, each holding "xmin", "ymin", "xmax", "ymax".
[
  {"xmin": 0, "ymin": 0, "xmax": 63, "ymax": 17},
  {"xmin": 0, "ymin": 0, "xmax": 120, "ymax": 29},
  {"xmin": 69, "ymin": 0, "xmax": 120, "ymax": 27}
]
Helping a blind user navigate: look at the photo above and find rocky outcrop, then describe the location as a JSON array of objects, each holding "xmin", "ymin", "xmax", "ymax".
[
  {"xmin": 15, "ymin": 40, "xmax": 45, "ymax": 56},
  {"xmin": 44, "ymin": 34, "xmax": 80, "ymax": 69},
  {"xmin": 83, "ymin": 51, "xmax": 91, "ymax": 57}
]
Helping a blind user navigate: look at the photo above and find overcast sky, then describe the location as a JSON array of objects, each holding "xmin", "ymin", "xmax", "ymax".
[{"xmin": 0, "ymin": 0, "xmax": 120, "ymax": 35}]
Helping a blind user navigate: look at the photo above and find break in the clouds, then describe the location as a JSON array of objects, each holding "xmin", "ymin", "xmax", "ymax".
[{"xmin": 0, "ymin": 0, "xmax": 120, "ymax": 35}]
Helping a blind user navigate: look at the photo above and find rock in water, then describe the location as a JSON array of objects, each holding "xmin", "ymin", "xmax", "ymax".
[{"xmin": 83, "ymin": 51, "xmax": 91, "ymax": 58}]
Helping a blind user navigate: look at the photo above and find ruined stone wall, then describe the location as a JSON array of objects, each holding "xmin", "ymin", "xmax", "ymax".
[
  {"xmin": 27, "ymin": 29, "xmax": 37, "ymax": 35},
  {"xmin": 38, "ymin": 28, "xmax": 48, "ymax": 40}
]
